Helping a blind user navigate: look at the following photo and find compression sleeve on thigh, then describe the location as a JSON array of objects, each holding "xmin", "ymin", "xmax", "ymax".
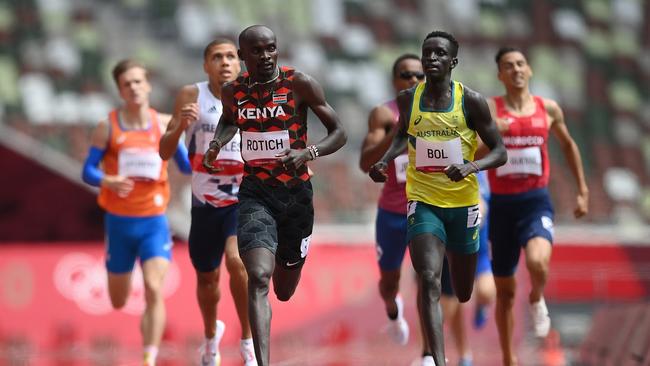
[
  {"xmin": 82, "ymin": 146, "xmax": 106, "ymax": 187},
  {"xmin": 173, "ymin": 142, "xmax": 192, "ymax": 174}
]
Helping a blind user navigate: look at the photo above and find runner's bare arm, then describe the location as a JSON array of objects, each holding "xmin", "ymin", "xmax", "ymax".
[
  {"xmin": 463, "ymin": 87, "xmax": 507, "ymax": 172},
  {"xmin": 368, "ymin": 89, "xmax": 410, "ymax": 182},
  {"xmin": 359, "ymin": 105, "xmax": 395, "ymax": 172},
  {"xmin": 475, "ymin": 97, "xmax": 503, "ymax": 159},
  {"xmin": 546, "ymin": 98, "xmax": 589, "ymax": 218},
  {"xmin": 159, "ymin": 85, "xmax": 198, "ymax": 160},
  {"xmin": 276, "ymin": 71, "xmax": 347, "ymax": 170},
  {"xmin": 294, "ymin": 71, "xmax": 347, "ymax": 156}
]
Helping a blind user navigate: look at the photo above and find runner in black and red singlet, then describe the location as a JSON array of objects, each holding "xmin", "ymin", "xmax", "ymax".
[{"xmin": 202, "ymin": 25, "xmax": 347, "ymax": 366}]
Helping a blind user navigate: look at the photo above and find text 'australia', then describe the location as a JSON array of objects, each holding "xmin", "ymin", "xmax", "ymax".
[{"xmin": 238, "ymin": 106, "xmax": 287, "ymax": 120}]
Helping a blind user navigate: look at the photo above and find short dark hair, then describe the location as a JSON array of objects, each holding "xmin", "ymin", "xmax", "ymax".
[
  {"xmin": 495, "ymin": 46, "xmax": 522, "ymax": 65},
  {"xmin": 203, "ymin": 38, "xmax": 237, "ymax": 60},
  {"xmin": 392, "ymin": 53, "xmax": 420, "ymax": 78},
  {"xmin": 112, "ymin": 59, "xmax": 147, "ymax": 85},
  {"xmin": 423, "ymin": 30, "xmax": 459, "ymax": 57}
]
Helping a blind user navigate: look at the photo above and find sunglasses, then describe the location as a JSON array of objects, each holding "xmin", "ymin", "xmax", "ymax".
[{"xmin": 399, "ymin": 71, "xmax": 425, "ymax": 80}]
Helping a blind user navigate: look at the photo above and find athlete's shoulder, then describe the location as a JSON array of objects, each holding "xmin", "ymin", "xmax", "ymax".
[
  {"xmin": 540, "ymin": 97, "xmax": 563, "ymax": 126},
  {"xmin": 368, "ymin": 103, "xmax": 395, "ymax": 125},
  {"xmin": 291, "ymin": 69, "xmax": 313, "ymax": 84},
  {"xmin": 221, "ymin": 80, "xmax": 238, "ymax": 98},
  {"xmin": 461, "ymin": 84, "xmax": 485, "ymax": 102},
  {"xmin": 291, "ymin": 69, "xmax": 324, "ymax": 97},
  {"xmin": 231, "ymin": 72, "xmax": 248, "ymax": 87},
  {"xmin": 177, "ymin": 83, "xmax": 199, "ymax": 101},
  {"xmin": 280, "ymin": 65, "xmax": 295, "ymax": 75},
  {"xmin": 540, "ymin": 97, "xmax": 561, "ymax": 113}
]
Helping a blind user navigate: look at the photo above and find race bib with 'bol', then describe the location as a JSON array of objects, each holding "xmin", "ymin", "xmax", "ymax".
[{"xmin": 415, "ymin": 137, "xmax": 463, "ymax": 172}]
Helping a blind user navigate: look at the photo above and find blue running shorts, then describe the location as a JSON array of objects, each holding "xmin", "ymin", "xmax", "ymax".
[
  {"xmin": 375, "ymin": 207, "xmax": 408, "ymax": 271},
  {"xmin": 489, "ymin": 188, "xmax": 554, "ymax": 277},
  {"xmin": 105, "ymin": 213, "xmax": 172, "ymax": 273}
]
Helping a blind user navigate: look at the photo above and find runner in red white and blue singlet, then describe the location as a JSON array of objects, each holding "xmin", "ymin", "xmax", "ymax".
[{"xmin": 187, "ymin": 81, "xmax": 244, "ymax": 208}]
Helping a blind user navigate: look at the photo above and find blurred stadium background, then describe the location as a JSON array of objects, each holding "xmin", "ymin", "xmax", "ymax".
[{"xmin": 0, "ymin": 0, "xmax": 649, "ymax": 365}]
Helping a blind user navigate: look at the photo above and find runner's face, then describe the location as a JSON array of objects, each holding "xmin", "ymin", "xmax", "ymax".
[
  {"xmin": 393, "ymin": 58, "xmax": 424, "ymax": 93},
  {"xmin": 117, "ymin": 67, "xmax": 151, "ymax": 106},
  {"xmin": 240, "ymin": 33, "xmax": 278, "ymax": 79},
  {"xmin": 421, "ymin": 37, "xmax": 456, "ymax": 80},
  {"xmin": 497, "ymin": 51, "xmax": 531, "ymax": 90},
  {"xmin": 204, "ymin": 43, "xmax": 241, "ymax": 84}
]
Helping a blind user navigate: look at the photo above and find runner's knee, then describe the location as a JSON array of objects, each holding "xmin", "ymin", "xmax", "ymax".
[
  {"xmin": 247, "ymin": 266, "xmax": 272, "ymax": 289},
  {"xmin": 525, "ymin": 256, "xmax": 548, "ymax": 276},
  {"xmin": 418, "ymin": 269, "xmax": 441, "ymax": 297},
  {"xmin": 225, "ymin": 254, "xmax": 246, "ymax": 276}
]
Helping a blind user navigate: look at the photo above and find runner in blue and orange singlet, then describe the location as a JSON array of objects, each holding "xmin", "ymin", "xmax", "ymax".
[
  {"xmin": 159, "ymin": 39, "xmax": 256, "ymax": 366},
  {"xmin": 369, "ymin": 31, "xmax": 507, "ymax": 366},
  {"xmin": 202, "ymin": 25, "xmax": 347, "ymax": 366},
  {"xmin": 487, "ymin": 47, "xmax": 588, "ymax": 366},
  {"xmin": 81, "ymin": 59, "xmax": 191, "ymax": 366}
]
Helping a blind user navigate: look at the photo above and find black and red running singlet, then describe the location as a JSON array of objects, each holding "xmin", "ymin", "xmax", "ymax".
[{"xmin": 231, "ymin": 67, "xmax": 310, "ymax": 186}]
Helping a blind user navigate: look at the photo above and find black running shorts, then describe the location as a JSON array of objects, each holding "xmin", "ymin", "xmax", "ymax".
[{"xmin": 237, "ymin": 176, "xmax": 314, "ymax": 269}]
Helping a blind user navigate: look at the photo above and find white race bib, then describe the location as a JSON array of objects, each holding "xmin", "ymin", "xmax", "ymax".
[
  {"xmin": 118, "ymin": 148, "xmax": 162, "ymax": 180},
  {"xmin": 415, "ymin": 137, "xmax": 463, "ymax": 172},
  {"xmin": 216, "ymin": 133, "xmax": 243, "ymax": 163},
  {"xmin": 394, "ymin": 153, "xmax": 409, "ymax": 183},
  {"xmin": 496, "ymin": 147, "xmax": 542, "ymax": 177},
  {"xmin": 241, "ymin": 130, "xmax": 290, "ymax": 166}
]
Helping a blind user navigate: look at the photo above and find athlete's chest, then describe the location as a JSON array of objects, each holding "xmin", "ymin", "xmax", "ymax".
[
  {"xmin": 114, "ymin": 128, "xmax": 158, "ymax": 148},
  {"xmin": 233, "ymin": 83, "xmax": 295, "ymax": 125},
  {"xmin": 502, "ymin": 114, "xmax": 548, "ymax": 137},
  {"xmin": 198, "ymin": 101, "xmax": 222, "ymax": 126}
]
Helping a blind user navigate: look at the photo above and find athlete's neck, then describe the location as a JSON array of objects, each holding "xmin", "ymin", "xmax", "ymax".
[
  {"xmin": 120, "ymin": 104, "xmax": 150, "ymax": 129},
  {"xmin": 208, "ymin": 81, "xmax": 222, "ymax": 99},
  {"xmin": 503, "ymin": 89, "xmax": 533, "ymax": 112},
  {"xmin": 424, "ymin": 76, "xmax": 452, "ymax": 98},
  {"xmin": 249, "ymin": 67, "xmax": 280, "ymax": 86}
]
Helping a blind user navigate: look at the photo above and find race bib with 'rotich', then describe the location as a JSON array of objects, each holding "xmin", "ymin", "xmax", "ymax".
[{"xmin": 241, "ymin": 130, "xmax": 290, "ymax": 166}]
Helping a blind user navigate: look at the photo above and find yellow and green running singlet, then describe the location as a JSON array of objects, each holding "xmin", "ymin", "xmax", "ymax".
[{"xmin": 406, "ymin": 81, "xmax": 478, "ymax": 208}]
